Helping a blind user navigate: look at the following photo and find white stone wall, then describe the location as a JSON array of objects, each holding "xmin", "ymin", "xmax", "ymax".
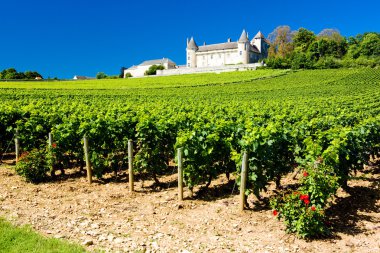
[
  {"xmin": 195, "ymin": 49, "xmax": 242, "ymax": 67},
  {"xmin": 156, "ymin": 63, "xmax": 263, "ymax": 76},
  {"xmin": 124, "ymin": 65, "xmax": 150, "ymax": 77},
  {"xmin": 124, "ymin": 63, "xmax": 176, "ymax": 78}
]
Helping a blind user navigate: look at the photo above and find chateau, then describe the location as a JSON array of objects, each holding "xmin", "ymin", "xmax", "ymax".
[
  {"xmin": 186, "ymin": 30, "xmax": 269, "ymax": 68},
  {"xmin": 124, "ymin": 29, "xmax": 269, "ymax": 77}
]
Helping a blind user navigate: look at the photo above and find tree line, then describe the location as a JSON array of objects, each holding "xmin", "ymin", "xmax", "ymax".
[
  {"xmin": 265, "ymin": 26, "xmax": 380, "ymax": 69},
  {"xmin": 0, "ymin": 68, "xmax": 43, "ymax": 80}
]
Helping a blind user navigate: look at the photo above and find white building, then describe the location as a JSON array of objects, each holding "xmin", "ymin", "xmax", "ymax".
[
  {"xmin": 124, "ymin": 58, "xmax": 176, "ymax": 78},
  {"xmin": 73, "ymin": 75, "xmax": 95, "ymax": 80},
  {"xmin": 186, "ymin": 30, "xmax": 269, "ymax": 68}
]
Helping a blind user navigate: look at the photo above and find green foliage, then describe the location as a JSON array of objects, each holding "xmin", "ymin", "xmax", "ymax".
[
  {"xmin": 314, "ymin": 56, "xmax": 342, "ymax": 69},
  {"xmin": 271, "ymin": 191, "xmax": 328, "ymax": 238},
  {"xmin": 291, "ymin": 52, "xmax": 314, "ymax": 69},
  {"xmin": 0, "ymin": 68, "xmax": 42, "ymax": 80},
  {"xmin": 265, "ymin": 57, "xmax": 291, "ymax": 69},
  {"xmin": 0, "ymin": 218, "xmax": 86, "ymax": 252},
  {"xmin": 144, "ymin": 64, "xmax": 165, "ymax": 76},
  {"xmin": 134, "ymin": 116, "xmax": 174, "ymax": 183},
  {"xmin": 359, "ymin": 33, "xmax": 380, "ymax": 57},
  {"xmin": 124, "ymin": 72, "xmax": 133, "ymax": 78},
  {"xmin": 1, "ymin": 68, "xmax": 380, "ymax": 238},
  {"xmin": 300, "ymin": 162, "xmax": 340, "ymax": 207},
  {"xmin": 175, "ymin": 120, "xmax": 235, "ymax": 191},
  {"xmin": 15, "ymin": 148, "xmax": 52, "ymax": 183},
  {"xmin": 24, "ymin": 71, "xmax": 43, "ymax": 79},
  {"xmin": 105, "ymin": 75, "xmax": 119, "ymax": 79},
  {"xmin": 293, "ymin": 28, "xmax": 316, "ymax": 52},
  {"xmin": 236, "ymin": 121, "xmax": 295, "ymax": 198},
  {"xmin": 271, "ymin": 162, "xmax": 339, "ymax": 238},
  {"xmin": 96, "ymin": 72, "xmax": 107, "ymax": 79},
  {"xmin": 267, "ymin": 28, "xmax": 379, "ymax": 69}
]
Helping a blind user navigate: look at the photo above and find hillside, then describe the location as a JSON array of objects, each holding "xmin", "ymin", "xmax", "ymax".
[{"xmin": 0, "ymin": 68, "xmax": 379, "ymax": 252}]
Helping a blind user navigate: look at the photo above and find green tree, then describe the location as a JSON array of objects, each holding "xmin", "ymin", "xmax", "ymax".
[
  {"xmin": 144, "ymin": 65, "xmax": 165, "ymax": 76},
  {"xmin": 96, "ymin": 72, "xmax": 107, "ymax": 79},
  {"xmin": 291, "ymin": 52, "xmax": 314, "ymax": 69},
  {"xmin": 4, "ymin": 68, "xmax": 17, "ymax": 79},
  {"xmin": 24, "ymin": 71, "xmax": 43, "ymax": 79},
  {"xmin": 359, "ymin": 33, "xmax": 380, "ymax": 57},
  {"xmin": 293, "ymin": 28, "xmax": 316, "ymax": 52},
  {"xmin": 318, "ymin": 29, "xmax": 344, "ymax": 42}
]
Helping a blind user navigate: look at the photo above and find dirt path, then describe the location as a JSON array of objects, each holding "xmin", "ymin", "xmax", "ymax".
[{"xmin": 0, "ymin": 163, "xmax": 379, "ymax": 253}]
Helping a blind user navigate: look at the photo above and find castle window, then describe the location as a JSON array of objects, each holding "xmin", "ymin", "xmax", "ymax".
[
  {"xmin": 240, "ymin": 51, "xmax": 242, "ymax": 55},
  {"xmin": 188, "ymin": 56, "xmax": 190, "ymax": 60},
  {"xmin": 211, "ymin": 55, "xmax": 213, "ymax": 59}
]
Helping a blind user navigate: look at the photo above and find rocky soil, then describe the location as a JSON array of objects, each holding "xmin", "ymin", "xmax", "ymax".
[{"xmin": 0, "ymin": 161, "xmax": 379, "ymax": 253}]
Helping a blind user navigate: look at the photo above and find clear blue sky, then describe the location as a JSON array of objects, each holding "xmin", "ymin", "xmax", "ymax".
[{"xmin": 0, "ymin": 0, "xmax": 379, "ymax": 79}]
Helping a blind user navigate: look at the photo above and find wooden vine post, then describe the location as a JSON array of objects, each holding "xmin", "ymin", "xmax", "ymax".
[
  {"xmin": 48, "ymin": 132, "xmax": 53, "ymax": 147},
  {"xmin": 128, "ymin": 139, "xmax": 134, "ymax": 192},
  {"xmin": 178, "ymin": 148, "xmax": 184, "ymax": 202},
  {"xmin": 15, "ymin": 129, "xmax": 20, "ymax": 163},
  {"xmin": 239, "ymin": 151, "xmax": 248, "ymax": 211},
  {"xmin": 83, "ymin": 135, "xmax": 92, "ymax": 184},
  {"xmin": 48, "ymin": 132, "xmax": 54, "ymax": 173}
]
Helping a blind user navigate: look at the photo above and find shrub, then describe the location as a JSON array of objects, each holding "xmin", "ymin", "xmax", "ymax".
[
  {"xmin": 266, "ymin": 57, "xmax": 291, "ymax": 69},
  {"xmin": 15, "ymin": 149, "xmax": 52, "ymax": 183},
  {"xmin": 124, "ymin": 72, "xmax": 132, "ymax": 78},
  {"xmin": 96, "ymin": 72, "xmax": 107, "ymax": 79},
  {"xmin": 271, "ymin": 191, "xmax": 328, "ymax": 238},
  {"xmin": 314, "ymin": 56, "xmax": 342, "ymax": 69},
  {"xmin": 291, "ymin": 52, "xmax": 315, "ymax": 69},
  {"xmin": 270, "ymin": 162, "xmax": 339, "ymax": 238},
  {"xmin": 144, "ymin": 65, "xmax": 165, "ymax": 76}
]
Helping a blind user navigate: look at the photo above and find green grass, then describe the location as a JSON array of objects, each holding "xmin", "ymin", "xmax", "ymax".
[
  {"xmin": 0, "ymin": 218, "xmax": 86, "ymax": 253},
  {"xmin": 0, "ymin": 69, "xmax": 286, "ymax": 89}
]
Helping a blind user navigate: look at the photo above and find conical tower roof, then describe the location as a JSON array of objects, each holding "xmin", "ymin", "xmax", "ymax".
[
  {"xmin": 187, "ymin": 37, "xmax": 198, "ymax": 50},
  {"xmin": 254, "ymin": 31, "xmax": 265, "ymax": 39},
  {"xmin": 238, "ymin": 29, "xmax": 249, "ymax": 42}
]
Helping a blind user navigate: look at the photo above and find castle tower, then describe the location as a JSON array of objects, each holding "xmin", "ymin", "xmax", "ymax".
[
  {"xmin": 252, "ymin": 31, "xmax": 268, "ymax": 59},
  {"xmin": 238, "ymin": 30, "xmax": 250, "ymax": 64},
  {"xmin": 186, "ymin": 37, "xmax": 198, "ymax": 68}
]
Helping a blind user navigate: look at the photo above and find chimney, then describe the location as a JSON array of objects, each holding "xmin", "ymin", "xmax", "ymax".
[
  {"xmin": 187, "ymin": 38, "xmax": 189, "ymax": 46},
  {"xmin": 203, "ymin": 42, "xmax": 206, "ymax": 46},
  {"xmin": 227, "ymin": 38, "xmax": 231, "ymax": 42}
]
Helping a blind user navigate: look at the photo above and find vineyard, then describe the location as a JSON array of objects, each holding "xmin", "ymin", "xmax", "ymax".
[{"xmin": 1, "ymin": 68, "xmax": 380, "ymax": 240}]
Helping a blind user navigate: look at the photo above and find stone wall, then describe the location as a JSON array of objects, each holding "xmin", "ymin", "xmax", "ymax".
[
  {"xmin": 156, "ymin": 63, "xmax": 264, "ymax": 76},
  {"xmin": 195, "ymin": 49, "xmax": 241, "ymax": 67}
]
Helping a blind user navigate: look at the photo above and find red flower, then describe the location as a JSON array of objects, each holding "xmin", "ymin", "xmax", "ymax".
[
  {"xmin": 311, "ymin": 206, "xmax": 316, "ymax": 211},
  {"xmin": 303, "ymin": 171, "xmax": 308, "ymax": 177},
  {"xmin": 300, "ymin": 194, "xmax": 310, "ymax": 205},
  {"xmin": 52, "ymin": 143, "xmax": 57, "ymax": 148},
  {"xmin": 273, "ymin": 210, "xmax": 278, "ymax": 216}
]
